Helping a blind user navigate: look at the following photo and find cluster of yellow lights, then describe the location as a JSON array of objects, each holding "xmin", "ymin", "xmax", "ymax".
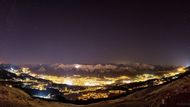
[
  {"xmin": 30, "ymin": 74, "xmax": 131, "ymax": 86},
  {"xmin": 31, "ymin": 83, "xmax": 47, "ymax": 90},
  {"xmin": 177, "ymin": 67, "xmax": 186, "ymax": 72},
  {"xmin": 35, "ymin": 75, "xmax": 118, "ymax": 86},
  {"xmin": 77, "ymin": 90, "xmax": 125, "ymax": 101},
  {"xmin": 19, "ymin": 66, "xmax": 187, "ymax": 87},
  {"xmin": 163, "ymin": 67, "xmax": 186, "ymax": 78},
  {"xmin": 109, "ymin": 90, "xmax": 126, "ymax": 94},
  {"xmin": 78, "ymin": 92, "xmax": 109, "ymax": 100},
  {"xmin": 4, "ymin": 66, "xmax": 188, "ymax": 101},
  {"xmin": 21, "ymin": 67, "xmax": 31, "ymax": 74},
  {"xmin": 134, "ymin": 74, "xmax": 160, "ymax": 82},
  {"xmin": 61, "ymin": 86, "xmax": 106, "ymax": 95}
]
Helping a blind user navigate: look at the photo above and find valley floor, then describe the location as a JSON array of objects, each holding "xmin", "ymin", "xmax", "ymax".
[{"xmin": 1, "ymin": 75, "xmax": 190, "ymax": 107}]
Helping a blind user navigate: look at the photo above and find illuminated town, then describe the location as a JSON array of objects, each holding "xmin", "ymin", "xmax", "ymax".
[{"xmin": 0, "ymin": 64, "xmax": 189, "ymax": 104}]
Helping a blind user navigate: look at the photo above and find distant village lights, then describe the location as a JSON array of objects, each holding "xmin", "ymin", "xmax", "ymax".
[
  {"xmin": 74, "ymin": 64, "xmax": 81, "ymax": 69},
  {"xmin": 177, "ymin": 67, "xmax": 186, "ymax": 72},
  {"xmin": 65, "ymin": 80, "xmax": 73, "ymax": 85}
]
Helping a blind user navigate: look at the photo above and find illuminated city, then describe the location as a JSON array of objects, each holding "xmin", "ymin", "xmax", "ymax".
[
  {"xmin": 0, "ymin": 64, "xmax": 189, "ymax": 104},
  {"xmin": 0, "ymin": 1, "xmax": 190, "ymax": 107}
]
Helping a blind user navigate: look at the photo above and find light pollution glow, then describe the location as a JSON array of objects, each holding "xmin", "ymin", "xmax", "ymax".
[{"xmin": 17, "ymin": 66, "xmax": 187, "ymax": 87}]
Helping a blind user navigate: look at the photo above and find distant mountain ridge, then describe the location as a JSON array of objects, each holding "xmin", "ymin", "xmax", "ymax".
[{"xmin": 0, "ymin": 63, "xmax": 179, "ymax": 77}]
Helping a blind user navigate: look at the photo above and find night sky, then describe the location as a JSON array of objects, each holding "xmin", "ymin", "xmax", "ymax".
[{"xmin": 0, "ymin": 0, "xmax": 190, "ymax": 65}]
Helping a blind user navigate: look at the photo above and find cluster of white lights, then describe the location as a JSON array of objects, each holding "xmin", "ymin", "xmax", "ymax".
[
  {"xmin": 74, "ymin": 64, "xmax": 81, "ymax": 69},
  {"xmin": 65, "ymin": 80, "xmax": 73, "ymax": 85},
  {"xmin": 33, "ymin": 94, "xmax": 51, "ymax": 99}
]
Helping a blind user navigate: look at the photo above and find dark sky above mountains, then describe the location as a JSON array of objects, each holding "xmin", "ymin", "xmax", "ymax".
[{"xmin": 0, "ymin": 0, "xmax": 190, "ymax": 65}]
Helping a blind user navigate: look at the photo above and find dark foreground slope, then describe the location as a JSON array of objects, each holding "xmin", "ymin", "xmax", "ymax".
[{"xmin": 0, "ymin": 68, "xmax": 190, "ymax": 107}]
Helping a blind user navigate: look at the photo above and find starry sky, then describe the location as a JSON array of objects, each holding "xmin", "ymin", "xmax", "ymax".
[{"xmin": 0, "ymin": 0, "xmax": 190, "ymax": 65}]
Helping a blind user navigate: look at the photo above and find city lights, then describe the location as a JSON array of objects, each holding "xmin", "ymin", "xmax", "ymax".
[
  {"xmin": 74, "ymin": 64, "xmax": 81, "ymax": 69},
  {"xmin": 177, "ymin": 67, "xmax": 186, "ymax": 72},
  {"xmin": 1, "ymin": 64, "xmax": 189, "ymax": 103},
  {"xmin": 65, "ymin": 80, "xmax": 73, "ymax": 85}
]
